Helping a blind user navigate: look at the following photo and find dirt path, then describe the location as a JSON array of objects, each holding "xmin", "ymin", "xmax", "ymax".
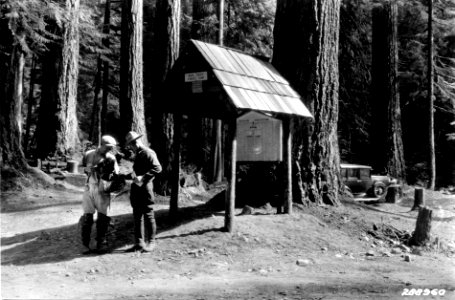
[{"xmin": 1, "ymin": 185, "xmax": 455, "ymax": 299}]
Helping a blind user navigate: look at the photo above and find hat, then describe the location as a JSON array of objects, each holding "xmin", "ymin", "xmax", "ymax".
[
  {"xmin": 100, "ymin": 135, "xmax": 117, "ymax": 147},
  {"xmin": 125, "ymin": 131, "xmax": 143, "ymax": 145}
]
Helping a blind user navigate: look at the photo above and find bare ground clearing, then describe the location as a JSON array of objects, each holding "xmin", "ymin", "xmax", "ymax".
[{"xmin": 1, "ymin": 183, "xmax": 455, "ymax": 300}]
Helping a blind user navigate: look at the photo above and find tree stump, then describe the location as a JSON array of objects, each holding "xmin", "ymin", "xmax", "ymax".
[
  {"xmin": 411, "ymin": 206, "xmax": 433, "ymax": 246},
  {"xmin": 385, "ymin": 184, "xmax": 400, "ymax": 203},
  {"xmin": 66, "ymin": 160, "xmax": 79, "ymax": 173},
  {"xmin": 412, "ymin": 187, "xmax": 425, "ymax": 211}
]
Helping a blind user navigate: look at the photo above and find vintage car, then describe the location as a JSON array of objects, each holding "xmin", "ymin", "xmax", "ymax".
[{"xmin": 340, "ymin": 163, "xmax": 397, "ymax": 197}]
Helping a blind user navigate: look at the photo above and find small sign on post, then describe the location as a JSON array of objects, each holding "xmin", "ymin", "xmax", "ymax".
[{"xmin": 185, "ymin": 71, "xmax": 208, "ymax": 82}]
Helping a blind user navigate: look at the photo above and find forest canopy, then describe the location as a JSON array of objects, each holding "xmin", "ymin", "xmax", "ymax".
[{"xmin": 1, "ymin": 0, "xmax": 454, "ymax": 194}]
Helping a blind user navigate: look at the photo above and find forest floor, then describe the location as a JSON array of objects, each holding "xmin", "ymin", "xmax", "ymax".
[{"xmin": 1, "ymin": 172, "xmax": 455, "ymax": 300}]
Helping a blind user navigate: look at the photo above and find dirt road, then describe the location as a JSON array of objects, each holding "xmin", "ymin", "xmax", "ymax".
[{"xmin": 1, "ymin": 184, "xmax": 455, "ymax": 299}]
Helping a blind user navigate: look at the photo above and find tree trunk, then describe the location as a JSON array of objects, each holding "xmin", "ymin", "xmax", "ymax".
[
  {"xmin": 371, "ymin": 2, "xmax": 406, "ymax": 181},
  {"xmin": 89, "ymin": 58, "xmax": 103, "ymax": 145},
  {"xmin": 58, "ymin": 0, "xmax": 80, "ymax": 157},
  {"xmin": 0, "ymin": 19, "xmax": 28, "ymax": 170},
  {"xmin": 212, "ymin": 0, "xmax": 224, "ymax": 182},
  {"xmin": 188, "ymin": 0, "xmax": 212, "ymax": 178},
  {"xmin": 427, "ymin": 0, "xmax": 436, "ymax": 190},
  {"xmin": 36, "ymin": 0, "xmax": 80, "ymax": 159},
  {"xmin": 120, "ymin": 0, "xmax": 147, "ymax": 143},
  {"xmin": 24, "ymin": 56, "xmax": 37, "ymax": 155},
  {"xmin": 272, "ymin": 0, "xmax": 342, "ymax": 206},
  {"xmin": 150, "ymin": 0, "xmax": 181, "ymax": 195},
  {"xmin": 411, "ymin": 206, "xmax": 432, "ymax": 246},
  {"xmin": 101, "ymin": 0, "xmax": 111, "ymax": 136},
  {"xmin": 191, "ymin": 0, "xmax": 205, "ymax": 40}
]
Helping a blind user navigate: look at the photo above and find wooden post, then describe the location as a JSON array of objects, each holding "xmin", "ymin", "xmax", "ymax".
[
  {"xmin": 170, "ymin": 114, "xmax": 182, "ymax": 219},
  {"xmin": 411, "ymin": 206, "xmax": 433, "ymax": 246},
  {"xmin": 283, "ymin": 117, "xmax": 292, "ymax": 214},
  {"xmin": 224, "ymin": 118, "xmax": 237, "ymax": 232},
  {"xmin": 412, "ymin": 187, "xmax": 425, "ymax": 210}
]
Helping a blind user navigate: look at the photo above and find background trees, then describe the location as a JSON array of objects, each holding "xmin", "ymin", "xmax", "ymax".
[
  {"xmin": 120, "ymin": 0, "xmax": 147, "ymax": 143},
  {"xmin": 272, "ymin": 0, "xmax": 342, "ymax": 206},
  {"xmin": 371, "ymin": 1, "xmax": 405, "ymax": 181},
  {"xmin": 1, "ymin": 0, "xmax": 454, "ymax": 194}
]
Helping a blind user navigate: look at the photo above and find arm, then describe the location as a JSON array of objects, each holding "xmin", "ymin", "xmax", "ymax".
[
  {"xmin": 143, "ymin": 150, "xmax": 162, "ymax": 182},
  {"xmin": 134, "ymin": 150, "xmax": 162, "ymax": 185}
]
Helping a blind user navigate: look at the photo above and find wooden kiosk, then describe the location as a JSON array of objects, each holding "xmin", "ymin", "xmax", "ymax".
[{"xmin": 164, "ymin": 40, "xmax": 313, "ymax": 232}]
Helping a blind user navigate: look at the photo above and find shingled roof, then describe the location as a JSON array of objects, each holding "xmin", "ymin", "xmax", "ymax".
[
  {"xmin": 191, "ymin": 40, "xmax": 312, "ymax": 118},
  {"xmin": 163, "ymin": 40, "xmax": 312, "ymax": 119}
]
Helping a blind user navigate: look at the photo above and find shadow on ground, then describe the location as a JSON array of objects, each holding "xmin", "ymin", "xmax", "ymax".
[{"xmin": 1, "ymin": 198, "xmax": 224, "ymax": 266}]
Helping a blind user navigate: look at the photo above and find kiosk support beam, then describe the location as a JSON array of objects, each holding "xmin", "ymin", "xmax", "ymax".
[
  {"xmin": 283, "ymin": 117, "xmax": 293, "ymax": 214},
  {"xmin": 225, "ymin": 118, "xmax": 237, "ymax": 232},
  {"xmin": 170, "ymin": 114, "xmax": 182, "ymax": 219}
]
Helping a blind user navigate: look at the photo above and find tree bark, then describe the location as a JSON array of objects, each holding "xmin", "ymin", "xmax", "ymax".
[
  {"xmin": 58, "ymin": 0, "xmax": 80, "ymax": 156},
  {"xmin": 150, "ymin": 0, "xmax": 181, "ymax": 194},
  {"xmin": 188, "ymin": 0, "xmax": 212, "ymax": 178},
  {"xmin": 120, "ymin": 0, "xmax": 147, "ymax": 143},
  {"xmin": 272, "ymin": 0, "xmax": 342, "ymax": 206},
  {"xmin": 101, "ymin": 0, "xmax": 111, "ymax": 136},
  {"xmin": 36, "ymin": 0, "xmax": 80, "ymax": 159},
  {"xmin": 371, "ymin": 2, "xmax": 406, "ymax": 181},
  {"xmin": 89, "ymin": 58, "xmax": 103, "ymax": 145},
  {"xmin": 0, "ymin": 14, "xmax": 28, "ymax": 169},
  {"xmin": 427, "ymin": 0, "xmax": 436, "ymax": 190},
  {"xmin": 212, "ymin": 0, "xmax": 224, "ymax": 182},
  {"xmin": 24, "ymin": 56, "xmax": 37, "ymax": 155},
  {"xmin": 191, "ymin": 0, "xmax": 205, "ymax": 40},
  {"xmin": 411, "ymin": 206, "xmax": 432, "ymax": 246}
]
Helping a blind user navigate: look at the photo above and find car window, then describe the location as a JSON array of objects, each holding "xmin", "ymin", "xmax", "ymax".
[
  {"xmin": 347, "ymin": 168, "xmax": 359, "ymax": 179},
  {"xmin": 359, "ymin": 168, "xmax": 370, "ymax": 179},
  {"xmin": 341, "ymin": 168, "xmax": 347, "ymax": 179}
]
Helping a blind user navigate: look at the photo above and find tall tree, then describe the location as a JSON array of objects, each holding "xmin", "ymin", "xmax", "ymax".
[
  {"xmin": 150, "ymin": 0, "xmax": 181, "ymax": 194},
  {"xmin": 0, "ymin": 2, "xmax": 28, "ymax": 169},
  {"xmin": 120, "ymin": 0, "xmax": 147, "ymax": 142},
  {"xmin": 212, "ymin": 0, "xmax": 225, "ymax": 183},
  {"xmin": 101, "ymin": 0, "xmax": 111, "ymax": 136},
  {"xmin": 371, "ymin": 2, "xmax": 406, "ymax": 181},
  {"xmin": 23, "ymin": 56, "xmax": 38, "ymax": 155},
  {"xmin": 191, "ymin": 0, "xmax": 205, "ymax": 40},
  {"xmin": 36, "ymin": 0, "xmax": 80, "ymax": 159},
  {"xmin": 89, "ymin": 58, "xmax": 103, "ymax": 145},
  {"xmin": 427, "ymin": 0, "xmax": 436, "ymax": 189},
  {"xmin": 188, "ymin": 0, "xmax": 213, "ymax": 177},
  {"xmin": 272, "ymin": 0, "xmax": 342, "ymax": 206}
]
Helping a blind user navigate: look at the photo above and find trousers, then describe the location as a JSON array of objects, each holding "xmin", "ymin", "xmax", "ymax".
[
  {"xmin": 130, "ymin": 181, "xmax": 156, "ymax": 246},
  {"xmin": 82, "ymin": 181, "xmax": 110, "ymax": 215}
]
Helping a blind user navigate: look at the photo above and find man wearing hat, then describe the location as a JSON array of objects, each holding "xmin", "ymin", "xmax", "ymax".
[
  {"xmin": 124, "ymin": 131, "xmax": 162, "ymax": 253},
  {"xmin": 80, "ymin": 135, "xmax": 119, "ymax": 254}
]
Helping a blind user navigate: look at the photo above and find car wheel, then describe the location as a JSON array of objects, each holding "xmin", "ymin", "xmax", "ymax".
[{"xmin": 372, "ymin": 182, "xmax": 386, "ymax": 197}]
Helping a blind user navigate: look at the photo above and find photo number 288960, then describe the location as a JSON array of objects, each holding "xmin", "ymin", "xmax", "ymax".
[{"xmin": 401, "ymin": 288, "xmax": 446, "ymax": 296}]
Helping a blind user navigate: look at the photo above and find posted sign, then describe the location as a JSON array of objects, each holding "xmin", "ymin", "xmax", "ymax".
[{"xmin": 185, "ymin": 72, "xmax": 208, "ymax": 82}]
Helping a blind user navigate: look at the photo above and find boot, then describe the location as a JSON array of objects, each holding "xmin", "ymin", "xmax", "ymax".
[
  {"xmin": 142, "ymin": 210, "xmax": 157, "ymax": 253},
  {"xmin": 81, "ymin": 213, "xmax": 93, "ymax": 254},
  {"xmin": 95, "ymin": 213, "xmax": 111, "ymax": 254}
]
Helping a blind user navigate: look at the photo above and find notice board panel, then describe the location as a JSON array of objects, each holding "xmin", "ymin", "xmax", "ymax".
[{"xmin": 237, "ymin": 112, "xmax": 282, "ymax": 161}]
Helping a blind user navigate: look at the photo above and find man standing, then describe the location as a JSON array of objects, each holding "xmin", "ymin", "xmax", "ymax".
[
  {"xmin": 125, "ymin": 131, "xmax": 162, "ymax": 253},
  {"xmin": 80, "ymin": 135, "xmax": 119, "ymax": 254}
]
